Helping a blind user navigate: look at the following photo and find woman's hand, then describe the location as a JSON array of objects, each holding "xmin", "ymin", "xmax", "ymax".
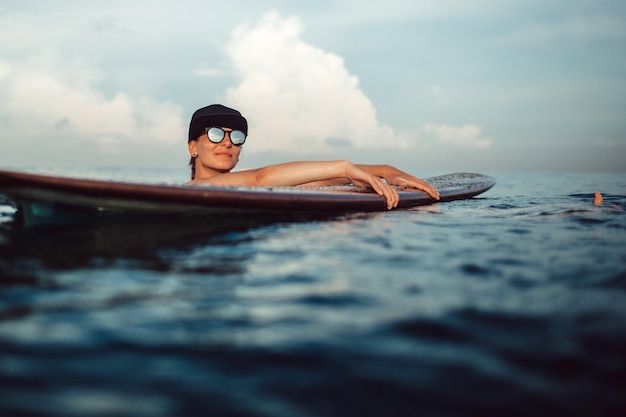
[
  {"xmin": 375, "ymin": 165, "xmax": 440, "ymax": 200},
  {"xmin": 345, "ymin": 163, "xmax": 400, "ymax": 209}
]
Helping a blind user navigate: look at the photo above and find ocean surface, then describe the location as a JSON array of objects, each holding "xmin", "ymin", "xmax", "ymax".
[{"xmin": 1, "ymin": 168, "xmax": 625, "ymax": 417}]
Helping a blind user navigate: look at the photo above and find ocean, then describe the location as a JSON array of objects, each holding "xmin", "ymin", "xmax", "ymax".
[{"xmin": 1, "ymin": 169, "xmax": 625, "ymax": 417}]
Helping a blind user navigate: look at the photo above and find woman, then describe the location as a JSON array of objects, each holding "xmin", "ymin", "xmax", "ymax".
[{"xmin": 186, "ymin": 104, "xmax": 440, "ymax": 210}]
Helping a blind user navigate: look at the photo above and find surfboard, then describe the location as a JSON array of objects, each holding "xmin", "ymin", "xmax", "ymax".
[{"xmin": 0, "ymin": 169, "xmax": 495, "ymax": 227}]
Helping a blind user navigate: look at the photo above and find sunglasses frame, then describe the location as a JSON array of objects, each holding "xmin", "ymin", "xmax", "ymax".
[{"xmin": 205, "ymin": 127, "xmax": 247, "ymax": 146}]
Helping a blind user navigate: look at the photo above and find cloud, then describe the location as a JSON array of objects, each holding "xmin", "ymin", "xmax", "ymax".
[
  {"xmin": 222, "ymin": 11, "xmax": 410, "ymax": 154},
  {"xmin": 424, "ymin": 123, "xmax": 493, "ymax": 148},
  {"xmin": 0, "ymin": 53, "xmax": 185, "ymax": 153},
  {"xmin": 0, "ymin": 8, "xmax": 498, "ymax": 169}
]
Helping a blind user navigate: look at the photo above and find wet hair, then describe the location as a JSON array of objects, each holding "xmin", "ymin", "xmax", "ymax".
[{"xmin": 189, "ymin": 155, "xmax": 196, "ymax": 180}]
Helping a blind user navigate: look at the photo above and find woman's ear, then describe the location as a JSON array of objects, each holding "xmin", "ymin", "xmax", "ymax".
[{"xmin": 188, "ymin": 141, "xmax": 197, "ymax": 157}]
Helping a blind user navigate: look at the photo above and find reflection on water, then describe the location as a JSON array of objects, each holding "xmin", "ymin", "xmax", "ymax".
[{"xmin": 1, "ymin": 172, "xmax": 625, "ymax": 417}]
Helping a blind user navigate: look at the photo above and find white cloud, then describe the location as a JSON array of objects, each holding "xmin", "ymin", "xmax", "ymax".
[
  {"xmin": 424, "ymin": 123, "xmax": 493, "ymax": 148},
  {"xmin": 0, "ymin": 53, "xmax": 185, "ymax": 153},
  {"xmin": 223, "ymin": 11, "xmax": 410, "ymax": 154}
]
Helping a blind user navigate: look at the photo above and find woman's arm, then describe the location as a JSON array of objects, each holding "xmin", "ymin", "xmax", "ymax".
[
  {"xmin": 188, "ymin": 161, "xmax": 352, "ymax": 187},
  {"xmin": 186, "ymin": 160, "xmax": 403, "ymax": 209}
]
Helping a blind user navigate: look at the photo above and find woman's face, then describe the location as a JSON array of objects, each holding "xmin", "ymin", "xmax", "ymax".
[{"xmin": 189, "ymin": 127, "xmax": 242, "ymax": 176}]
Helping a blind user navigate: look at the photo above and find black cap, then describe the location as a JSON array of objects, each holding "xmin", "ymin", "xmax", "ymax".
[{"xmin": 188, "ymin": 104, "xmax": 248, "ymax": 142}]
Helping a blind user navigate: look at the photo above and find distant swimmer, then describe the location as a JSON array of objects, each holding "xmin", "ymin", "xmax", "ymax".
[{"xmin": 593, "ymin": 192, "xmax": 603, "ymax": 206}]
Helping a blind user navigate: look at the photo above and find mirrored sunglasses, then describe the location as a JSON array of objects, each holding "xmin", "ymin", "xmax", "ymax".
[{"xmin": 205, "ymin": 127, "xmax": 246, "ymax": 146}]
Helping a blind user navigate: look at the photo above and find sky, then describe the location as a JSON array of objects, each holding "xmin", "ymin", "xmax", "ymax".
[{"xmin": 0, "ymin": 0, "xmax": 625, "ymax": 175}]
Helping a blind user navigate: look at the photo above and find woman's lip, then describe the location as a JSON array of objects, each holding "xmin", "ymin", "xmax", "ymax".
[{"xmin": 214, "ymin": 152, "xmax": 231, "ymax": 157}]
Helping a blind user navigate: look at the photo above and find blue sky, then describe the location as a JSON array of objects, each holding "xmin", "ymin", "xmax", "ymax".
[{"xmin": 0, "ymin": 0, "xmax": 624, "ymax": 174}]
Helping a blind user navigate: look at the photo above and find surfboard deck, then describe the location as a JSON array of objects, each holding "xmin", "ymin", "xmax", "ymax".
[{"xmin": 0, "ymin": 169, "xmax": 495, "ymax": 227}]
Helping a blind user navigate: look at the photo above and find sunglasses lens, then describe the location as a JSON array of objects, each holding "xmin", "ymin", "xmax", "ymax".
[
  {"xmin": 207, "ymin": 127, "xmax": 225, "ymax": 143},
  {"xmin": 230, "ymin": 130, "xmax": 246, "ymax": 145}
]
